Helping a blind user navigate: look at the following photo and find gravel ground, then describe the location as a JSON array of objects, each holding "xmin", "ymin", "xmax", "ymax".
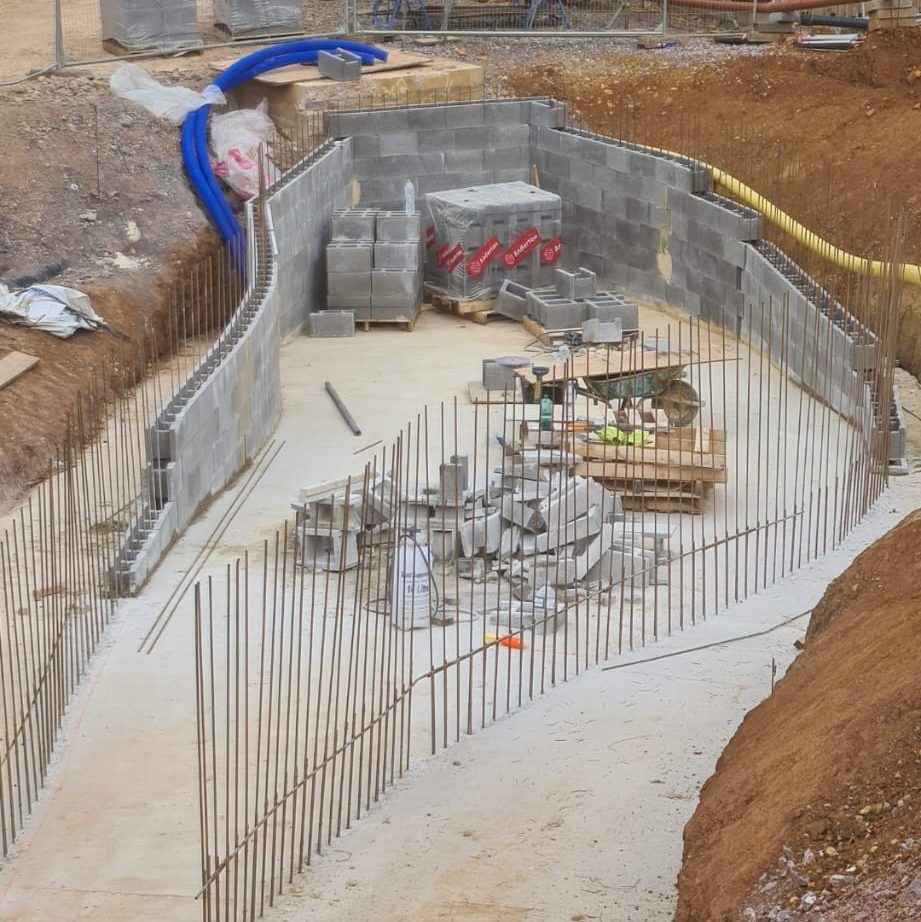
[{"xmin": 376, "ymin": 32, "xmax": 774, "ymax": 90}]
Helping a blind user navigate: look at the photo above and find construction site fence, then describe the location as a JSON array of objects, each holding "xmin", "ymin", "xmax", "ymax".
[
  {"xmin": 4, "ymin": 0, "xmax": 760, "ymax": 85},
  {"xmin": 0, "ymin": 109, "xmax": 340, "ymax": 851},
  {"xmin": 193, "ymin": 275, "xmax": 899, "ymax": 920}
]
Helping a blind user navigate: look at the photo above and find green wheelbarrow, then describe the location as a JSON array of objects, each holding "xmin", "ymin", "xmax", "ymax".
[{"xmin": 581, "ymin": 366, "xmax": 702, "ymax": 428}]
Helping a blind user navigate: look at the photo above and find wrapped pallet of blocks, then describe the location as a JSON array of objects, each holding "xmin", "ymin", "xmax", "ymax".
[
  {"xmin": 424, "ymin": 182, "xmax": 562, "ymax": 301},
  {"xmin": 213, "ymin": 0, "xmax": 304, "ymax": 37},
  {"xmin": 100, "ymin": 0, "xmax": 201, "ymax": 52}
]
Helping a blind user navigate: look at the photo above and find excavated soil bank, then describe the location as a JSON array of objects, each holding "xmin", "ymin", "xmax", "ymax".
[
  {"xmin": 508, "ymin": 29, "xmax": 921, "ymax": 379},
  {"xmin": 675, "ymin": 510, "xmax": 921, "ymax": 921}
]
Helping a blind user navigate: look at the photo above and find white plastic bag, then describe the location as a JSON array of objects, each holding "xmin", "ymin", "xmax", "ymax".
[
  {"xmin": 0, "ymin": 284, "xmax": 105, "ymax": 338},
  {"xmin": 110, "ymin": 63, "xmax": 225, "ymax": 126},
  {"xmin": 210, "ymin": 101, "xmax": 278, "ymax": 199}
]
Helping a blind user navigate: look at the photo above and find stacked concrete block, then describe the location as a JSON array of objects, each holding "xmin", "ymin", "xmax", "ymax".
[
  {"xmin": 326, "ymin": 208, "xmax": 423, "ymax": 323},
  {"xmin": 424, "ymin": 182, "xmax": 562, "ymax": 300},
  {"xmin": 317, "ymin": 49, "xmax": 362, "ymax": 82},
  {"xmin": 308, "ymin": 311, "xmax": 355, "ymax": 338}
]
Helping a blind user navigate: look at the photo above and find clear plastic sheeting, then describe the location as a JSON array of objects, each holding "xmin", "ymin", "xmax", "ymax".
[
  {"xmin": 110, "ymin": 63, "xmax": 225, "ymax": 126},
  {"xmin": 212, "ymin": 0, "xmax": 305, "ymax": 37},
  {"xmin": 424, "ymin": 182, "xmax": 563, "ymax": 301},
  {"xmin": 100, "ymin": 0, "xmax": 202, "ymax": 53},
  {"xmin": 0, "ymin": 285, "xmax": 105, "ymax": 339},
  {"xmin": 211, "ymin": 101, "xmax": 278, "ymax": 200}
]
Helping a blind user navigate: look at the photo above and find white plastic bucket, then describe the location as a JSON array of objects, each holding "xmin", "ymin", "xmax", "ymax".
[{"xmin": 390, "ymin": 535, "xmax": 432, "ymax": 630}]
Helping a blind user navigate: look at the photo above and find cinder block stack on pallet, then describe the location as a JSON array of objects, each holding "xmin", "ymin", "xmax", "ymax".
[
  {"xmin": 324, "ymin": 208, "xmax": 423, "ymax": 331},
  {"xmin": 424, "ymin": 181, "xmax": 562, "ymax": 319}
]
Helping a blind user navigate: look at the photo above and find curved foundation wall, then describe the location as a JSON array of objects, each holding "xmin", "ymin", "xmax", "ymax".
[
  {"xmin": 116, "ymin": 98, "xmax": 904, "ymax": 592},
  {"xmin": 115, "ymin": 141, "xmax": 352, "ymax": 592}
]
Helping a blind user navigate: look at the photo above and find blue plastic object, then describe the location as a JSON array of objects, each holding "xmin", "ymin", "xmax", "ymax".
[
  {"xmin": 179, "ymin": 39, "xmax": 388, "ymax": 256},
  {"xmin": 371, "ymin": 0, "xmax": 432, "ymax": 30}
]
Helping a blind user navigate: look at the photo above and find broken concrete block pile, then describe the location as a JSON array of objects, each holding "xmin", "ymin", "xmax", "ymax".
[
  {"xmin": 322, "ymin": 208, "xmax": 423, "ymax": 327},
  {"xmin": 293, "ymin": 428, "xmax": 667, "ymax": 638},
  {"xmin": 424, "ymin": 181, "xmax": 562, "ymax": 300},
  {"xmin": 493, "ymin": 266, "xmax": 639, "ymax": 341}
]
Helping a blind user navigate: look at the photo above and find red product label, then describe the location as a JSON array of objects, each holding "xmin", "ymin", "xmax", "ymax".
[
  {"xmin": 434, "ymin": 242, "xmax": 451, "ymax": 268},
  {"xmin": 501, "ymin": 227, "xmax": 541, "ymax": 268},
  {"xmin": 466, "ymin": 235, "xmax": 501, "ymax": 278},
  {"xmin": 540, "ymin": 234, "xmax": 563, "ymax": 265},
  {"xmin": 425, "ymin": 224, "xmax": 436, "ymax": 249},
  {"xmin": 444, "ymin": 244, "xmax": 465, "ymax": 273}
]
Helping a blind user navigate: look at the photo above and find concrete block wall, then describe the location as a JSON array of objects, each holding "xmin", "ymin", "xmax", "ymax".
[
  {"xmin": 114, "ymin": 142, "xmax": 355, "ymax": 592},
  {"xmin": 328, "ymin": 100, "xmax": 537, "ymax": 208},
  {"xmin": 271, "ymin": 141, "xmax": 353, "ymax": 336}
]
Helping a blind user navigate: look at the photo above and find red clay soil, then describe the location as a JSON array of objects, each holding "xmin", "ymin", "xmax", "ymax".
[
  {"xmin": 0, "ymin": 69, "xmax": 213, "ymax": 510},
  {"xmin": 507, "ymin": 29, "xmax": 921, "ymax": 379},
  {"xmin": 674, "ymin": 510, "xmax": 921, "ymax": 922}
]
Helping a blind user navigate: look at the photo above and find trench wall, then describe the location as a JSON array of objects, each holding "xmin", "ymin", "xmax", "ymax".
[
  {"xmin": 116, "ymin": 99, "xmax": 903, "ymax": 593},
  {"xmin": 117, "ymin": 141, "xmax": 352, "ymax": 592},
  {"xmin": 334, "ymin": 99, "xmax": 886, "ymax": 435}
]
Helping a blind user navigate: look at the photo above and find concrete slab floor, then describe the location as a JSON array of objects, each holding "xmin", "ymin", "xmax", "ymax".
[{"xmin": 0, "ymin": 307, "xmax": 917, "ymax": 922}]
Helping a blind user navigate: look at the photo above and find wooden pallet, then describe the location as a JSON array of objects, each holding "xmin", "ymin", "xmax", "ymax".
[
  {"xmin": 356, "ymin": 314, "xmax": 418, "ymax": 333},
  {"xmin": 620, "ymin": 488, "xmax": 707, "ymax": 514},
  {"xmin": 522, "ymin": 315, "xmax": 578, "ymax": 346},
  {"xmin": 428, "ymin": 290, "xmax": 496, "ymax": 325}
]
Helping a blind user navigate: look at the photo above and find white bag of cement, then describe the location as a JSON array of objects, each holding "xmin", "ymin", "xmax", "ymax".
[
  {"xmin": 210, "ymin": 101, "xmax": 278, "ymax": 200},
  {"xmin": 0, "ymin": 284, "xmax": 105, "ymax": 338},
  {"xmin": 110, "ymin": 63, "xmax": 225, "ymax": 126}
]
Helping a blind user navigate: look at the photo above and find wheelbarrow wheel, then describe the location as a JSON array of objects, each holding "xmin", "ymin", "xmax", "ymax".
[{"xmin": 652, "ymin": 380, "xmax": 700, "ymax": 427}]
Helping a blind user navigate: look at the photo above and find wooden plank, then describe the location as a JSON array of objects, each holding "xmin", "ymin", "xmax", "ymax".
[
  {"xmin": 574, "ymin": 460, "xmax": 727, "ymax": 484},
  {"xmin": 622, "ymin": 493, "xmax": 704, "ymax": 514},
  {"xmin": 574, "ymin": 441, "xmax": 726, "ymax": 471},
  {"xmin": 212, "ymin": 50, "xmax": 432, "ymax": 86},
  {"xmin": 0, "ymin": 351, "xmax": 38, "ymax": 390}
]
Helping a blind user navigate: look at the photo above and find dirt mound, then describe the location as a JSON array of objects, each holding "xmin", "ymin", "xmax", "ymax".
[
  {"xmin": 0, "ymin": 69, "xmax": 214, "ymax": 508},
  {"xmin": 507, "ymin": 29, "xmax": 921, "ymax": 379},
  {"xmin": 674, "ymin": 511, "xmax": 921, "ymax": 921}
]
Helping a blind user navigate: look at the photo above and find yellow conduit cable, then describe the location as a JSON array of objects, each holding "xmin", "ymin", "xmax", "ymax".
[{"xmin": 628, "ymin": 137, "xmax": 921, "ymax": 284}]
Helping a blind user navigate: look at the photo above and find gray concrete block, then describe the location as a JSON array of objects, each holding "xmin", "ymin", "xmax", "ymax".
[
  {"xmin": 372, "ymin": 268, "xmax": 421, "ymax": 308},
  {"xmin": 493, "ymin": 280, "xmax": 529, "ymax": 321},
  {"xmin": 327, "ymin": 242, "xmax": 372, "ymax": 272},
  {"xmin": 582, "ymin": 317, "xmax": 623, "ymax": 344},
  {"xmin": 529, "ymin": 99, "xmax": 567, "ymax": 129},
  {"xmin": 308, "ymin": 311, "xmax": 355, "ymax": 337},
  {"xmin": 317, "ymin": 49, "xmax": 361, "ymax": 82},
  {"xmin": 443, "ymin": 102, "xmax": 486, "ymax": 128},
  {"xmin": 379, "ymin": 132, "xmax": 420, "ymax": 156},
  {"xmin": 445, "ymin": 148, "xmax": 486, "ymax": 172},
  {"xmin": 332, "ymin": 210, "xmax": 376, "ymax": 239},
  {"xmin": 374, "ymin": 241, "xmax": 421, "ymax": 269},
  {"xmin": 555, "ymin": 266, "xmax": 597, "ymax": 300},
  {"xmin": 377, "ymin": 212, "xmax": 422, "ymax": 241},
  {"xmin": 484, "ymin": 146, "xmax": 529, "ymax": 170},
  {"xmin": 328, "ymin": 271, "xmax": 371, "ymax": 307},
  {"xmin": 586, "ymin": 296, "xmax": 639, "ymax": 331}
]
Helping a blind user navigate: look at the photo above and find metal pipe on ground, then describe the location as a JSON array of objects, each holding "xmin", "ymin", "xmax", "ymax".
[{"xmin": 325, "ymin": 381, "xmax": 362, "ymax": 436}]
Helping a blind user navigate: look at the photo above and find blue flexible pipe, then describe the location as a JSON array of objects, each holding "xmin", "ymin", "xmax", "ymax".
[{"xmin": 180, "ymin": 39, "xmax": 388, "ymax": 254}]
